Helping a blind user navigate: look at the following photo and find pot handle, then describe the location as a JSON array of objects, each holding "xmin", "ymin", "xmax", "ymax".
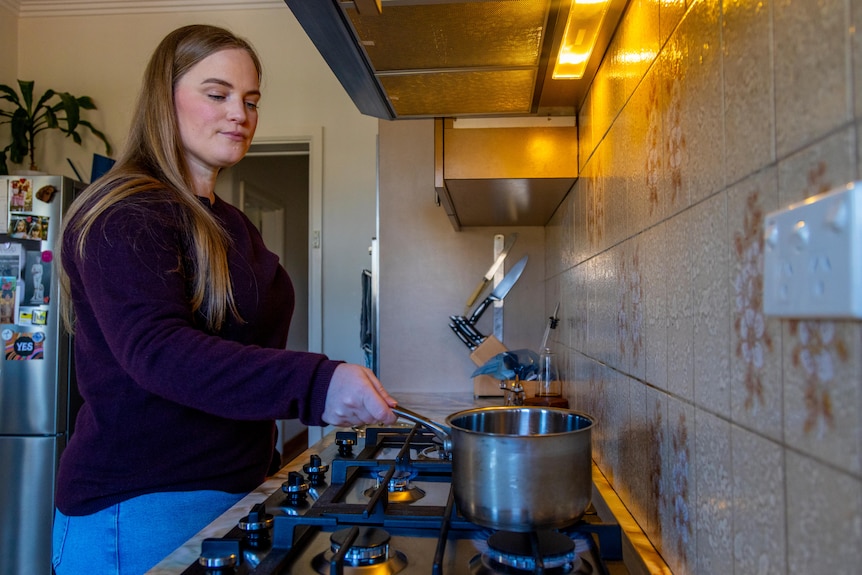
[{"xmin": 392, "ymin": 406, "xmax": 453, "ymax": 453}]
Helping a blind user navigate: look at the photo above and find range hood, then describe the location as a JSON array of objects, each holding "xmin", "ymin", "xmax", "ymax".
[
  {"xmin": 283, "ymin": 0, "xmax": 629, "ymax": 119},
  {"xmin": 434, "ymin": 117, "xmax": 578, "ymax": 229}
]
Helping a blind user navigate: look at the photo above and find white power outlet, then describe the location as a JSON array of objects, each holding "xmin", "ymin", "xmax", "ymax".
[{"xmin": 763, "ymin": 181, "xmax": 862, "ymax": 318}]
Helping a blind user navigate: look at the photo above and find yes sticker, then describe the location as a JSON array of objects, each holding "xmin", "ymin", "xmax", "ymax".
[{"xmin": 5, "ymin": 331, "xmax": 45, "ymax": 360}]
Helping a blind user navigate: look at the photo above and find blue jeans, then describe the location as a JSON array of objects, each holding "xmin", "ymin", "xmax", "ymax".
[{"xmin": 52, "ymin": 490, "xmax": 245, "ymax": 575}]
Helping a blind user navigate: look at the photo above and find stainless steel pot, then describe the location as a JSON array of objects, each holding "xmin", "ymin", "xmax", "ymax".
[{"xmin": 392, "ymin": 405, "xmax": 593, "ymax": 532}]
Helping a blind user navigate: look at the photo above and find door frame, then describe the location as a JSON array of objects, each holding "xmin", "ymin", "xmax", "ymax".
[{"xmin": 246, "ymin": 131, "xmax": 323, "ymax": 354}]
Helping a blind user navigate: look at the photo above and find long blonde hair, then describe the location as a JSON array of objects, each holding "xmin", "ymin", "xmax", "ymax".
[{"xmin": 60, "ymin": 24, "xmax": 262, "ymax": 333}]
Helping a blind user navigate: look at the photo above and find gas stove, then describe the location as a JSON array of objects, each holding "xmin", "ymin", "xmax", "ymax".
[{"xmin": 181, "ymin": 425, "xmax": 627, "ymax": 575}]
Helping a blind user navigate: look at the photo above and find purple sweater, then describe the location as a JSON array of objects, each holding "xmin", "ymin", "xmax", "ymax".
[{"xmin": 56, "ymin": 190, "xmax": 339, "ymax": 515}]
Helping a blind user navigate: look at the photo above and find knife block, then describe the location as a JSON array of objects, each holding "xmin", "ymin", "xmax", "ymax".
[{"xmin": 469, "ymin": 335, "xmax": 508, "ymax": 397}]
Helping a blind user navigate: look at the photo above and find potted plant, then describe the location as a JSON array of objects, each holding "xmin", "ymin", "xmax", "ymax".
[{"xmin": 0, "ymin": 79, "xmax": 112, "ymax": 175}]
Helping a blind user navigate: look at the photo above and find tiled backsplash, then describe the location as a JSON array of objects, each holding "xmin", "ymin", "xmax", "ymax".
[{"xmin": 546, "ymin": 0, "xmax": 862, "ymax": 573}]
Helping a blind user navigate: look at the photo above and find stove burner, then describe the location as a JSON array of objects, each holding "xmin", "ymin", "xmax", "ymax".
[
  {"xmin": 311, "ymin": 527, "xmax": 408, "ymax": 575},
  {"xmin": 418, "ymin": 444, "xmax": 450, "ymax": 460},
  {"xmin": 363, "ymin": 470, "xmax": 425, "ymax": 503},
  {"xmin": 470, "ymin": 531, "xmax": 582, "ymax": 574}
]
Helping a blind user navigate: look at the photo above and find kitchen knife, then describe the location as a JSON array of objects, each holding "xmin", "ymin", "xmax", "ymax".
[
  {"xmin": 467, "ymin": 254, "xmax": 528, "ymax": 325},
  {"xmin": 451, "ymin": 315, "xmax": 486, "ymax": 347},
  {"xmin": 449, "ymin": 321, "xmax": 477, "ymax": 350},
  {"xmin": 464, "ymin": 233, "xmax": 518, "ymax": 313}
]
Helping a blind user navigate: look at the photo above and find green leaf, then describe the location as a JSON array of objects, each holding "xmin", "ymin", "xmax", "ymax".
[
  {"xmin": 44, "ymin": 107, "xmax": 59, "ymax": 130},
  {"xmin": 0, "ymin": 79, "xmax": 110, "ymax": 171},
  {"xmin": 58, "ymin": 92, "xmax": 80, "ymax": 132},
  {"xmin": 76, "ymin": 96, "xmax": 97, "ymax": 110},
  {"xmin": 0, "ymin": 84, "xmax": 22, "ymax": 107},
  {"xmin": 78, "ymin": 120, "xmax": 113, "ymax": 156},
  {"xmin": 0, "ymin": 149, "xmax": 8, "ymax": 176},
  {"xmin": 17, "ymin": 80, "xmax": 34, "ymax": 112},
  {"xmin": 9, "ymin": 108, "xmax": 29, "ymax": 164}
]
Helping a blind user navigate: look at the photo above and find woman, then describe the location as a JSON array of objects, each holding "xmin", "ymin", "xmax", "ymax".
[{"xmin": 52, "ymin": 24, "xmax": 397, "ymax": 575}]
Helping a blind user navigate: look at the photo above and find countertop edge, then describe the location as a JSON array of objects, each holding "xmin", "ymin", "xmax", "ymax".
[{"xmin": 591, "ymin": 462, "xmax": 672, "ymax": 575}]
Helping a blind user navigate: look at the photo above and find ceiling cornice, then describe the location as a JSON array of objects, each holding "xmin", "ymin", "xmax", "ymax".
[{"xmin": 9, "ymin": 0, "xmax": 284, "ymax": 17}]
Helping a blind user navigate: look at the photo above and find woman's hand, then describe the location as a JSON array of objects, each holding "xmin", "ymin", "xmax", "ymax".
[{"xmin": 321, "ymin": 364, "xmax": 398, "ymax": 426}]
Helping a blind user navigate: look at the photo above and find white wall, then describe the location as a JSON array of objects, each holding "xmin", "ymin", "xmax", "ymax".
[
  {"xmin": 0, "ymin": 5, "xmax": 16, "ymax": 83},
  {"xmin": 0, "ymin": 3, "xmax": 18, "ymax": 151},
  {"xmin": 378, "ymin": 119, "xmax": 547, "ymax": 393},
  {"xmin": 13, "ymin": 6, "xmax": 378, "ymax": 364}
]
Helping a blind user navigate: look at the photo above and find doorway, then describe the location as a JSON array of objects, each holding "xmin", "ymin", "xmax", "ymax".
[{"xmin": 216, "ymin": 139, "xmax": 316, "ymax": 460}]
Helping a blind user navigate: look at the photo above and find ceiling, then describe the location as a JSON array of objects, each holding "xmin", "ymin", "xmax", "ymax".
[{"xmin": 286, "ymin": 0, "xmax": 629, "ymax": 120}]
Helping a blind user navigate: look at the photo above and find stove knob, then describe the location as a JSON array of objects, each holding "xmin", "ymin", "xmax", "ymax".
[
  {"xmin": 303, "ymin": 454, "xmax": 329, "ymax": 485},
  {"xmin": 281, "ymin": 470, "xmax": 310, "ymax": 505},
  {"xmin": 198, "ymin": 537, "xmax": 240, "ymax": 571},
  {"xmin": 336, "ymin": 431, "xmax": 357, "ymax": 456},
  {"xmin": 237, "ymin": 502, "xmax": 274, "ymax": 549}
]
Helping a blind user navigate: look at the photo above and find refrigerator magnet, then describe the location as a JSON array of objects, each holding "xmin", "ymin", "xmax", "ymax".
[
  {"xmin": 8, "ymin": 177, "xmax": 33, "ymax": 213},
  {"xmin": 32, "ymin": 309, "xmax": 48, "ymax": 326},
  {"xmin": 24, "ymin": 252, "xmax": 50, "ymax": 305},
  {"xmin": 5, "ymin": 331, "xmax": 45, "ymax": 360},
  {"xmin": 36, "ymin": 185, "xmax": 57, "ymax": 203}
]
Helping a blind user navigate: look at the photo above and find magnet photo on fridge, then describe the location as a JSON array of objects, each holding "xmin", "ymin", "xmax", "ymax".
[
  {"xmin": 7, "ymin": 177, "xmax": 33, "ymax": 213},
  {"xmin": 8, "ymin": 214, "xmax": 49, "ymax": 241},
  {"xmin": 23, "ymin": 251, "xmax": 50, "ymax": 306}
]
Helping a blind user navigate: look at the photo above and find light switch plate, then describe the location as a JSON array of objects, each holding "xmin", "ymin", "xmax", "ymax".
[{"xmin": 763, "ymin": 181, "xmax": 862, "ymax": 318}]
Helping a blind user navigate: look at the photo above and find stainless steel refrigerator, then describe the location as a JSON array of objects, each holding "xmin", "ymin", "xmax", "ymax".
[{"xmin": 0, "ymin": 174, "xmax": 83, "ymax": 575}]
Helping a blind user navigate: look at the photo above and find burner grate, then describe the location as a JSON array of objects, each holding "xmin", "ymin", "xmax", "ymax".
[{"xmin": 181, "ymin": 425, "xmax": 625, "ymax": 575}]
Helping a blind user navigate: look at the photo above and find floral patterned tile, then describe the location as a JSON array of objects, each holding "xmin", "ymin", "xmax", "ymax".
[
  {"xmin": 665, "ymin": 209, "xmax": 695, "ymax": 401},
  {"xmin": 570, "ymin": 264, "xmax": 589, "ymax": 352},
  {"xmin": 604, "ymin": 370, "xmax": 632, "ymax": 501},
  {"xmin": 659, "ymin": 0, "xmax": 687, "ymax": 47},
  {"xmin": 612, "ymin": 0, "xmax": 661, "ymax": 102},
  {"xmin": 783, "ymin": 319, "xmax": 862, "ymax": 475},
  {"xmin": 566, "ymin": 350, "xmax": 593, "ymax": 414},
  {"xmin": 691, "ymin": 192, "xmax": 731, "ymax": 414},
  {"xmin": 730, "ymin": 425, "xmax": 786, "ymax": 575},
  {"xmin": 661, "ymin": 396, "xmax": 696, "ymax": 575},
  {"xmin": 641, "ymin": 222, "xmax": 668, "ymax": 391},
  {"xmin": 722, "ymin": 0, "xmax": 775, "ymax": 186},
  {"xmin": 590, "ymin": 360, "xmax": 613, "ymax": 479},
  {"xmin": 605, "ymin": 122, "xmax": 630, "ymax": 248},
  {"xmin": 545, "ymin": 196, "xmax": 564, "ymax": 277},
  {"xmin": 580, "ymin": 89, "xmax": 595, "ymax": 170},
  {"xmin": 624, "ymin": 379, "xmax": 650, "ymax": 529},
  {"xmin": 662, "ymin": 0, "xmax": 725, "ymax": 206},
  {"xmin": 560, "ymin": 265, "xmax": 574, "ymax": 352},
  {"xmin": 773, "ymin": 0, "xmax": 851, "ymax": 158},
  {"xmin": 776, "ymin": 126, "xmax": 856, "ymax": 207},
  {"xmin": 658, "ymin": 32, "xmax": 690, "ymax": 217},
  {"xmin": 643, "ymin": 386, "xmax": 668, "ymax": 551},
  {"xmin": 727, "ymin": 168, "xmax": 783, "ymax": 441},
  {"xmin": 573, "ymin": 178, "xmax": 591, "ymax": 266},
  {"xmin": 594, "ymin": 249, "xmax": 622, "ymax": 369},
  {"xmin": 617, "ymin": 237, "xmax": 645, "ymax": 380},
  {"xmin": 786, "ymin": 451, "xmax": 862, "ymax": 574},
  {"xmin": 589, "ymin": 49, "xmax": 628, "ymax": 160},
  {"xmin": 694, "ymin": 410, "xmax": 732, "ymax": 575},
  {"xmin": 625, "ymin": 64, "xmax": 666, "ymax": 234},
  {"xmin": 584, "ymin": 144, "xmax": 608, "ymax": 256}
]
